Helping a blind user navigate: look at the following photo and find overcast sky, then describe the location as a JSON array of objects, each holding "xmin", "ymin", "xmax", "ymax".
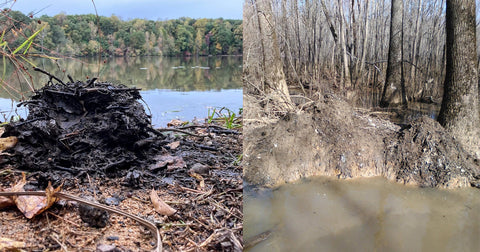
[{"xmin": 5, "ymin": 0, "xmax": 243, "ymax": 20}]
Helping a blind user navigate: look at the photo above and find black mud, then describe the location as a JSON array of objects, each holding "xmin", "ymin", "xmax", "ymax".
[{"xmin": 3, "ymin": 80, "xmax": 164, "ymax": 186}]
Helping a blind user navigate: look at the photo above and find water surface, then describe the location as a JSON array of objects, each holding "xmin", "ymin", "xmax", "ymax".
[
  {"xmin": 244, "ymin": 177, "xmax": 480, "ymax": 251},
  {"xmin": 0, "ymin": 56, "xmax": 242, "ymax": 126}
]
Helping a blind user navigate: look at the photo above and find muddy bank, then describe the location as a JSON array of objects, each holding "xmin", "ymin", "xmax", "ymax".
[
  {"xmin": 0, "ymin": 77, "xmax": 243, "ymax": 251},
  {"xmin": 244, "ymin": 94, "xmax": 480, "ymax": 188}
]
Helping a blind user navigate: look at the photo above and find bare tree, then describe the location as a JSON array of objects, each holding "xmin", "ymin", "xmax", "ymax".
[
  {"xmin": 438, "ymin": 0, "xmax": 480, "ymax": 158},
  {"xmin": 380, "ymin": 0, "xmax": 407, "ymax": 107},
  {"xmin": 244, "ymin": 0, "xmax": 294, "ymax": 112}
]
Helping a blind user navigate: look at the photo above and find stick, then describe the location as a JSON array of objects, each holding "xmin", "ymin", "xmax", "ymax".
[{"xmin": 34, "ymin": 67, "xmax": 66, "ymax": 86}]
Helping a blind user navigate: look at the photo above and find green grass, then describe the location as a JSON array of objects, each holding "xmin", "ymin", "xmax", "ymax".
[{"xmin": 207, "ymin": 107, "xmax": 242, "ymax": 129}]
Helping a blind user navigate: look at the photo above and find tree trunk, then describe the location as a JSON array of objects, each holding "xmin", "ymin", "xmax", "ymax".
[
  {"xmin": 253, "ymin": 0, "xmax": 294, "ymax": 110},
  {"xmin": 438, "ymin": 0, "xmax": 480, "ymax": 159},
  {"xmin": 380, "ymin": 0, "xmax": 406, "ymax": 107},
  {"xmin": 338, "ymin": 0, "xmax": 352, "ymax": 89}
]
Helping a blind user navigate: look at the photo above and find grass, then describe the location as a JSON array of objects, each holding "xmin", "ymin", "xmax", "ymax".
[{"xmin": 207, "ymin": 107, "xmax": 242, "ymax": 129}]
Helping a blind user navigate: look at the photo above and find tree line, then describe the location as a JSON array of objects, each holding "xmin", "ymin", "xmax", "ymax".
[{"xmin": 1, "ymin": 10, "xmax": 243, "ymax": 57}]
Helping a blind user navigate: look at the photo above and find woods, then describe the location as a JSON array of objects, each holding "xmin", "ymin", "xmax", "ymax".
[
  {"xmin": 244, "ymin": 0, "xmax": 480, "ymax": 187},
  {"xmin": 245, "ymin": 0, "xmax": 454, "ymax": 104},
  {"xmin": 0, "ymin": 10, "xmax": 242, "ymax": 57}
]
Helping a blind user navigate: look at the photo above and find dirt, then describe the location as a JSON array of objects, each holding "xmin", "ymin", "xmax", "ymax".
[
  {"xmin": 0, "ymin": 78, "xmax": 243, "ymax": 251},
  {"xmin": 244, "ymin": 93, "xmax": 480, "ymax": 189}
]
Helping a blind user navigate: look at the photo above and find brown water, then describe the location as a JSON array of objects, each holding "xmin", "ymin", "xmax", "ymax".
[{"xmin": 244, "ymin": 177, "xmax": 480, "ymax": 251}]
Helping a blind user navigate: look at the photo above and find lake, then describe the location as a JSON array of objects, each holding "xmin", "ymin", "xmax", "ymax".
[
  {"xmin": 244, "ymin": 177, "xmax": 480, "ymax": 251},
  {"xmin": 0, "ymin": 56, "xmax": 242, "ymax": 127}
]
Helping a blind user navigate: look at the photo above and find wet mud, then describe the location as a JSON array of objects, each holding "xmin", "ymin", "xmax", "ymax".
[
  {"xmin": 244, "ymin": 94, "xmax": 480, "ymax": 188},
  {"xmin": 3, "ymin": 80, "xmax": 156, "ymax": 186}
]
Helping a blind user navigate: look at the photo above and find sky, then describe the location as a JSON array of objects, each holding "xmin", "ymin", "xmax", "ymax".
[{"xmin": 5, "ymin": 0, "xmax": 243, "ymax": 20}]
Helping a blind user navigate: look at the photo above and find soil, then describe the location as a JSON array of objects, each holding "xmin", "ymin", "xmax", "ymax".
[
  {"xmin": 0, "ymin": 79, "xmax": 243, "ymax": 251},
  {"xmin": 244, "ymin": 93, "xmax": 480, "ymax": 189}
]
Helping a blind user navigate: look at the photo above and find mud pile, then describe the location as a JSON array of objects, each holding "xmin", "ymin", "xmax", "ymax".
[
  {"xmin": 4, "ymin": 79, "xmax": 162, "ymax": 184},
  {"xmin": 244, "ymin": 95, "xmax": 480, "ymax": 188}
]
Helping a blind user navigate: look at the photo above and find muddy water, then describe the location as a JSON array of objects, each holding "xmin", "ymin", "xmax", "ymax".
[{"xmin": 244, "ymin": 177, "xmax": 480, "ymax": 251}]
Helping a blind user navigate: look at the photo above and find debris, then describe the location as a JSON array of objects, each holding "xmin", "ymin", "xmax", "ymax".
[
  {"xmin": 78, "ymin": 196, "xmax": 110, "ymax": 228},
  {"xmin": 0, "ymin": 136, "xmax": 17, "ymax": 152},
  {"xmin": 104, "ymin": 196, "xmax": 121, "ymax": 206},
  {"xmin": 0, "ymin": 237, "xmax": 25, "ymax": 250},
  {"xmin": 15, "ymin": 181, "xmax": 61, "ymax": 219},
  {"xmin": 96, "ymin": 244, "xmax": 117, "ymax": 252},
  {"xmin": 150, "ymin": 188, "xmax": 176, "ymax": 216},
  {"xmin": 0, "ymin": 173, "xmax": 61, "ymax": 219},
  {"xmin": 189, "ymin": 163, "xmax": 210, "ymax": 175},
  {"xmin": 166, "ymin": 141, "xmax": 180, "ymax": 150}
]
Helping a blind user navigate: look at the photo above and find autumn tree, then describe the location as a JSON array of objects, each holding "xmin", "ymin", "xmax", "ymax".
[{"xmin": 437, "ymin": 0, "xmax": 480, "ymax": 158}]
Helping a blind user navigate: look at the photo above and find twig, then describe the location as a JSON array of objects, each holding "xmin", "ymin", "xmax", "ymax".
[
  {"xmin": 0, "ymin": 191, "xmax": 162, "ymax": 252},
  {"xmin": 87, "ymin": 77, "xmax": 97, "ymax": 87},
  {"xmin": 34, "ymin": 67, "xmax": 65, "ymax": 86},
  {"xmin": 47, "ymin": 211, "xmax": 81, "ymax": 228},
  {"xmin": 49, "ymin": 233, "xmax": 69, "ymax": 252},
  {"xmin": 67, "ymin": 75, "xmax": 74, "ymax": 83},
  {"xmin": 154, "ymin": 128, "xmax": 204, "ymax": 138}
]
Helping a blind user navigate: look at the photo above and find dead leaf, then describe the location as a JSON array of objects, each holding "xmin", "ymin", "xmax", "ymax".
[
  {"xmin": 166, "ymin": 141, "xmax": 180, "ymax": 150},
  {"xmin": 149, "ymin": 154, "xmax": 186, "ymax": 171},
  {"xmin": 189, "ymin": 172, "xmax": 205, "ymax": 189},
  {"xmin": 0, "ymin": 237, "xmax": 26, "ymax": 250},
  {"xmin": 0, "ymin": 173, "xmax": 27, "ymax": 209},
  {"xmin": 150, "ymin": 188, "xmax": 176, "ymax": 216},
  {"xmin": 15, "ymin": 181, "xmax": 61, "ymax": 219},
  {"xmin": 0, "ymin": 194, "xmax": 14, "ymax": 209},
  {"xmin": 0, "ymin": 136, "xmax": 17, "ymax": 152},
  {"xmin": 167, "ymin": 157, "xmax": 186, "ymax": 171},
  {"xmin": 195, "ymin": 128, "xmax": 207, "ymax": 135},
  {"xmin": 167, "ymin": 119, "xmax": 185, "ymax": 127}
]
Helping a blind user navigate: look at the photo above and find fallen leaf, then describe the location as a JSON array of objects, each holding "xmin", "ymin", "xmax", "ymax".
[
  {"xmin": 15, "ymin": 181, "xmax": 61, "ymax": 219},
  {"xmin": 0, "ymin": 136, "xmax": 17, "ymax": 152},
  {"xmin": 166, "ymin": 141, "xmax": 180, "ymax": 150},
  {"xmin": 0, "ymin": 194, "xmax": 14, "ymax": 209},
  {"xmin": 167, "ymin": 119, "xmax": 185, "ymax": 127},
  {"xmin": 189, "ymin": 172, "xmax": 205, "ymax": 189},
  {"xmin": 149, "ymin": 154, "xmax": 186, "ymax": 171},
  {"xmin": 151, "ymin": 154, "xmax": 176, "ymax": 169},
  {"xmin": 0, "ymin": 173, "xmax": 27, "ymax": 209},
  {"xmin": 150, "ymin": 188, "xmax": 176, "ymax": 216},
  {"xmin": 195, "ymin": 128, "xmax": 207, "ymax": 135},
  {"xmin": 0, "ymin": 237, "xmax": 26, "ymax": 250},
  {"xmin": 167, "ymin": 157, "xmax": 186, "ymax": 171}
]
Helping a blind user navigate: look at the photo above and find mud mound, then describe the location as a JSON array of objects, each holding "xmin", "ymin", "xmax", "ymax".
[
  {"xmin": 244, "ymin": 94, "xmax": 480, "ymax": 188},
  {"xmin": 4, "ymin": 79, "xmax": 161, "ymax": 184},
  {"xmin": 386, "ymin": 116, "xmax": 480, "ymax": 187}
]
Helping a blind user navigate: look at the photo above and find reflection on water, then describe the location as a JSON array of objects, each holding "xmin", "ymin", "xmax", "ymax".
[
  {"xmin": 244, "ymin": 177, "xmax": 480, "ymax": 251},
  {"xmin": 0, "ymin": 56, "xmax": 242, "ymax": 126},
  {"xmin": 355, "ymin": 91, "xmax": 440, "ymax": 124}
]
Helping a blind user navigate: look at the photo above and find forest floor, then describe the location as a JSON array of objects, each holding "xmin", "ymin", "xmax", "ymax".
[{"xmin": 0, "ymin": 80, "xmax": 243, "ymax": 251}]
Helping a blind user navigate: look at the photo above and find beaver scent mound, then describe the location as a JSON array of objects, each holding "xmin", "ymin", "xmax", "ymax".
[{"xmin": 4, "ymin": 78, "xmax": 163, "ymax": 185}]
